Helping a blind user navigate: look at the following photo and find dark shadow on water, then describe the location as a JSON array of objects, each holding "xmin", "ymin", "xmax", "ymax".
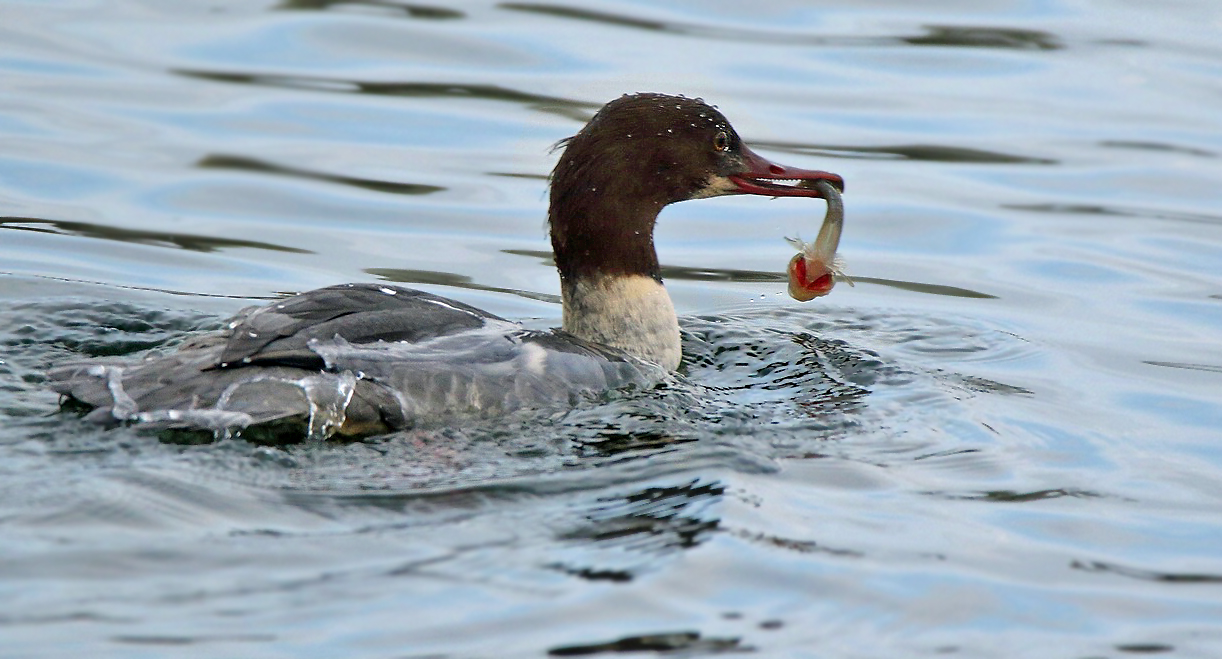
[
  {"xmin": 503, "ymin": 248, "xmax": 998, "ymax": 299},
  {"xmin": 755, "ymin": 140, "xmax": 1057, "ymax": 165},
  {"xmin": 0, "ymin": 216, "xmax": 310, "ymax": 254},
  {"xmin": 571, "ymin": 430, "xmax": 694, "ymax": 459},
  {"xmin": 1, "ymin": 272, "xmax": 281, "ymax": 301},
  {"xmin": 488, "ymin": 171, "xmax": 550, "ymax": 181},
  {"xmin": 542, "ymin": 478, "xmax": 731, "ymax": 592},
  {"xmin": 1007, "ymin": 202, "xmax": 1222, "ymax": 226},
  {"xmin": 501, "ymin": 3, "xmax": 1063, "ymax": 51},
  {"xmin": 173, "ymin": 70, "xmax": 597, "ymax": 121},
  {"xmin": 279, "ymin": 0, "xmax": 464, "ymax": 19},
  {"xmin": 501, "ymin": 3, "xmax": 681, "ymax": 35},
  {"xmin": 1114, "ymin": 644, "xmax": 1177, "ymax": 655},
  {"xmin": 1073, "ymin": 559, "xmax": 1222, "ymax": 584},
  {"xmin": 197, "ymin": 155, "xmax": 444, "ymax": 196},
  {"xmin": 1101, "ymin": 139, "xmax": 1216, "ymax": 158},
  {"xmin": 926, "ymin": 488, "xmax": 1101, "ymax": 503},
  {"xmin": 554, "ymin": 478, "xmax": 722, "ymax": 556},
  {"xmin": 549, "ymin": 631, "xmax": 750, "ymax": 656},
  {"xmin": 728, "ymin": 526, "xmax": 863, "ymax": 559},
  {"xmin": 904, "ymin": 25, "xmax": 1062, "ymax": 50},
  {"xmin": 546, "ymin": 564, "xmax": 632, "ymax": 583},
  {"xmin": 3, "ymin": 300, "xmax": 222, "ymax": 360},
  {"xmin": 848, "ymin": 276, "xmax": 996, "ymax": 299},
  {"xmin": 1144, "ymin": 360, "xmax": 1222, "ymax": 374},
  {"xmin": 947, "ymin": 375, "xmax": 1033, "ymax": 396},
  {"xmin": 111, "ymin": 634, "xmax": 278, "ymax": 647}
]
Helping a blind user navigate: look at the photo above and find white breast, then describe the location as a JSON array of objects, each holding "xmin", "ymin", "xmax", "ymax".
[{"xmin": 561, "ymin": 274, "xmax": 682, "ymax": 371}]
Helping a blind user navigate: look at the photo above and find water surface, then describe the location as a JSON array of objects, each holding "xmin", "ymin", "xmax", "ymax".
[{"xmin": 3, "ymin": 1, "xmax": 1222, "ymax": 657}]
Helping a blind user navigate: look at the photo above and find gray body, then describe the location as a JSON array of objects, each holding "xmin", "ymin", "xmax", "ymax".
[{"xmin": 50, "ymin": 284, "xmax": 661, "ymax": 438}]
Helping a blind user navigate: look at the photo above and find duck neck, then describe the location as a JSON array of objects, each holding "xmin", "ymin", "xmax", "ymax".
[
  {"xmin": 549, "ymin": 201, "xmax": 681, "ymax": 371},
  {"xmin": 559, "ymin": 272, "xmax": 681, "ymax": 371}
]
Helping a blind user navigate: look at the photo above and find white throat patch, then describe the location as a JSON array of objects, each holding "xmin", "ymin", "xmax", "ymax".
[{"xmin": 562, "ymin": 274, "xmax": 682, "ymax": 371}]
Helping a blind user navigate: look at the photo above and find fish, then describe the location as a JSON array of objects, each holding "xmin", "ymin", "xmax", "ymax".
[{"xmin": 785, "ymin": 178, "xmax": 851, "ymax": 301}]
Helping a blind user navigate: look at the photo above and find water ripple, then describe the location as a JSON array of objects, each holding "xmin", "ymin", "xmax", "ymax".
[
  {"xmin": 198, "ymin": 154, "xmax": 444, "ymax": 196},
  {"xmin": 500, "ymin": 4, "xmax": 1064, "ymax": 51},
  {"xmin": 0, "ymin": 215, "xmax": 311, "ymax": 254}
]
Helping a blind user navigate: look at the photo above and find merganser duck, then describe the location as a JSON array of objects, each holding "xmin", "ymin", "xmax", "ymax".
[{"xmin": 50, "ymin": 93, "xmax": 844, "ymax": 439}]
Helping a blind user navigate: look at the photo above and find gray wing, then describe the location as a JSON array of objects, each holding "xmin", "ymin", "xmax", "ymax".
[
  {"xmin": 215, "ymin": 283, "xmax": 505, "ymax": 369},
  {"xmin": 48, "ymin": 335, "xmax": 410, "ymax": 438}
]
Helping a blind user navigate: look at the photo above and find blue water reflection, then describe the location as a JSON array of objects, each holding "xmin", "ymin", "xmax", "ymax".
[{"xmin": 1, "ymin": 0, "xmax": 1222, "ymax": 657}]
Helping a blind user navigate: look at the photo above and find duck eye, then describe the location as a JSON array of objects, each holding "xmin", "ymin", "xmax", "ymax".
[{"xmin": 713, "ymin": 131, "xmax": 730, "ymax": 152}]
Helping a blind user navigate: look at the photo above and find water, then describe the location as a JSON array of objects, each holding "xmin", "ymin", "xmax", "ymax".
[{"xmin": 2, "ymin": 0, "xmax": 1222, "ymax": 656}]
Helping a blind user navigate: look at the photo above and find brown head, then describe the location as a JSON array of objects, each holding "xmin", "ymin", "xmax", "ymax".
[{"xmin": 548, "ymin": 93, "xmax": 843, "ymax": 284}]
